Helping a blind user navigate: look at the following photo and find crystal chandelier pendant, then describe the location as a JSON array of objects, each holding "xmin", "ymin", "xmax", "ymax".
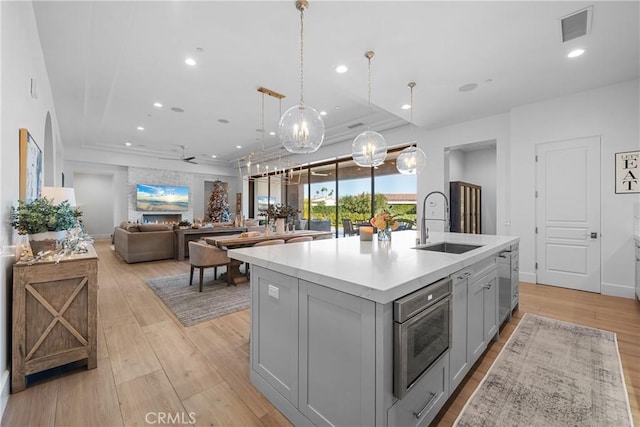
[
  {"xmin": 396, "ymin": 82, "xmax": 426, "ymax": 174},
  {"xmin": 280, "ymin": 0, "xmax": 325, "ymax": 154},
  {"xmin": 352, "ymin": 131, "xmax": 387, "ymax": 167},
  {"xmin": 352, "ymin": 51, "xmax": 387, "ymax": 167},
  {"xmin": 397, "ymin": 146, "xmax": 427, "ymax": 174},
  {"xmin": 279, "ymin": 103, "xmax": 325, "ymax": 154}
]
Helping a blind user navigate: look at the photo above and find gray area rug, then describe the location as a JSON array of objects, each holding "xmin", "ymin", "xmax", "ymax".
[
  {"xmin": 145, "ymin": 270, "xmax": 249, "ymax": 327},
  {"xmin": 455, "ymin": 313, "xmax": 633, "ymax": 427}
]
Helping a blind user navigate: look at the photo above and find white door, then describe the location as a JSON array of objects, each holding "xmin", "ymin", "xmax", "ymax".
[{"xmin": 535, "ymin": 137, "xmax": 601, "ymax": 293}]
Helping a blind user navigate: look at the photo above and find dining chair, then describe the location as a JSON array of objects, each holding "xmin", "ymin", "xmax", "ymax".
[
  {"xmin": 342, "ymin": 218, "xmax": 358, "ymax": 237},
  {"xmin": 286, "ymin": 236, "xmax": 313, "ymax": 243},
  {"xmin": 188, "ymin": 241, "xmax": 232, "ymax": 292},
  {"xmin": 254, "ymin": 239, "xmax": 285, "ymax": 246}
]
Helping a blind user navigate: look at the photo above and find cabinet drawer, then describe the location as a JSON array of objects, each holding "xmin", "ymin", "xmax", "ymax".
[
  {"xmin": 470, "ymin": 256, "xmax": 497, "ymax": 285},
  {"xmin": 388, "ymin": 353, "xmax": 449, "ymax": 427}
]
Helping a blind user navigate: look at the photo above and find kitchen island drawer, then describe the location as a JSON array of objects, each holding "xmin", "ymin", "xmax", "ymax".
[{"xmin": 387, "ymin": 352, "xmax": 449, "ymax": 427}]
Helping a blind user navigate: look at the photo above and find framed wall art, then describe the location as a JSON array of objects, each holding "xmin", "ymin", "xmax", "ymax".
[
  {"xmin": 19, "ymin": 128, "xmax": 43, "ymax": 201},
  {"xmin": 615, "ymin": 151, "xmax": 639, "ymax": 194}
]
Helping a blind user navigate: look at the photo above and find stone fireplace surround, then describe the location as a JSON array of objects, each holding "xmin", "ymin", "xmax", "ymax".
[
  {"xmin": 141, "ymin": 214, "xmax": 182, "ymax": 223},
  {"xmin": 128, "ymin": 167, "xmax": 193, "ymax": 223}
]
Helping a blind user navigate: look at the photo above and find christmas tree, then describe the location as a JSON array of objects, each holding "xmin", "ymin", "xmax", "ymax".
[{"xmin": 206, "ymin": 181, "xmax": 231, "ymax": 223}]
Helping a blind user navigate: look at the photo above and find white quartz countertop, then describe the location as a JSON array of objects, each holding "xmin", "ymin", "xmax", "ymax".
[{"xmin": 228, "ymin": 231, "xmax": 519, "ymax": 304}]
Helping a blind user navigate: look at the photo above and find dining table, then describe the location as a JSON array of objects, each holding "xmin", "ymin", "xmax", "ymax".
[{"xmin": 204, "ymin": 229, "xmax": 333, "ymax": 284}]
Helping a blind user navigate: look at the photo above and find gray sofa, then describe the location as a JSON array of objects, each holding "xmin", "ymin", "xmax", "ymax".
[{"xmin": 113, "ymin": 222, "xmax": 175, "ymax": 263}]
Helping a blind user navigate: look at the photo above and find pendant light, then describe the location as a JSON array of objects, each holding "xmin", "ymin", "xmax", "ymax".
[
  {"xmin": 396, "ymin": 82, "xmax": 427, "ymax": 174},
  {"xmin": 279, "ymin": 0, "xmax": 325, "ymax": 154},
  {"xmin": 352, "ymin": 51, "xmax": 387, "ymax": 167}
]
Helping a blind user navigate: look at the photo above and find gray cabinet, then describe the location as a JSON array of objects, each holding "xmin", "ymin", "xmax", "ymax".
[
  {"xmin": 498, "ymin": 243, "xmax": 519, "ymax": 325},
  {"xmin": 483, "ymin": 273, "xmax": 498, "ymax": 340},
  {"xmin": 298, "ymin": 280, "xmax": 376, "ymax": 427},
  {"xmin": 467, "ymin": 276, "xmax": 487, "ymax": 362},
  {"xmin": 448, "ymin": 256, "xmax": 498, "ymax": 389},
  {"xmin": 250, "ymin": 267, "xmax": 299, "ymax": 405},
  {"xmin": 449, "ymin": 267, "xmax": 471, "ymax": 391},
  {"xmin": 251, "ymin": 266, "xmax": 376, "ymax": 427},
  {"xmin": 468, "ymin": 262, "xmax": 498, "ymax": 363},
  {"xmin": 387, "ymin": 353, "xmax": 449, "ymax": 427}
]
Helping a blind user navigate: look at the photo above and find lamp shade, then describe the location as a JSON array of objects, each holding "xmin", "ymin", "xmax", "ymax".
[
  {"xmin": 352, "ymin": 131, "xmax": 387, "ymax": 167},
  {"xmin": 41, "ymin": 187, "xmax": 76, "ymax": 206},
  {"xmin": 396, "ymin": 146, "xmax": 427, "ymax": 174},
  {"xmin": 279, "ymin": 104, "xmax": 325, "ymax": 154}
]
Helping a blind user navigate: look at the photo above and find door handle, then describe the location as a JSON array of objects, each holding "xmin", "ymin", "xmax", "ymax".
[{"xmin": 590, "ymin": 232, "xmax": 598, "ymax": 239}]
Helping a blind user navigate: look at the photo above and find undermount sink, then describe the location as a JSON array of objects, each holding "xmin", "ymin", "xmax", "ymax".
[{"xmin": 414, "ymin": 242, "xmax": 483, "ymax": 254}]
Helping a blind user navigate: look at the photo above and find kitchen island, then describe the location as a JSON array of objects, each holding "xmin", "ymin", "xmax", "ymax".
[{"xmin": 228, "ymin": 231, "xmax": 519, "ymax": 427}]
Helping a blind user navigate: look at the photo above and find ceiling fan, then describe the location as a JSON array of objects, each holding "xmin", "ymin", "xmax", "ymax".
[{"xmin": 158, "ymin": 145, "xmax": 197, "ymax": 164}]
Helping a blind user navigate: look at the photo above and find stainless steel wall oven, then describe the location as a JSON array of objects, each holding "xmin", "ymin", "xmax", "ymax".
[{"xmin": 393, "ymin": 277, "xmax": 452, "ymax": 399}]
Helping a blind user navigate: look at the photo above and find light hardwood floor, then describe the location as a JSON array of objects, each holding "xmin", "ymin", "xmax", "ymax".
[{"xmin": 2, "ymin": 239, "xmax": 638, "ymax": 426}]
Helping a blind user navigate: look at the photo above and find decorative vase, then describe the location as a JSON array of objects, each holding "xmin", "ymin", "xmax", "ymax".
[
  {"xmin": 276, "ymin": 218, "xmax": 286, "ymax": 234},
  {"xmin": 29, "ymin": 230, "xmax": 66, "ymax": 254},
  {"xmin": 377, "ymin": 226, "xmax": 392, "ymax": 242}
]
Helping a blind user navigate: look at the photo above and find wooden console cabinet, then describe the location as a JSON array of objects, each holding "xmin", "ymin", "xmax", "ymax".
[
  {"xmin": 12, "ymin": 246, "xmax": 98, "ymax": 392},
  {"xmin": 450, "ymin": 181, "xmax": 482, "ymax": 234}
]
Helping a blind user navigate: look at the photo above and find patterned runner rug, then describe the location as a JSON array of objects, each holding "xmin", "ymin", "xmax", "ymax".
[
  {"xmin": 455, "ymin": 313, "xmax": 633, "ymax": 427},
  {"xmin": 145, "ymin": 270, "xmax": 249, "ymax": 327}
]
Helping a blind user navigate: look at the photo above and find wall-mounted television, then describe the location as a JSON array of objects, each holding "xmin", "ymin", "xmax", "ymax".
[{"xmin": 136, "ymin": 184, "xmax": 189, "ymax": 211}]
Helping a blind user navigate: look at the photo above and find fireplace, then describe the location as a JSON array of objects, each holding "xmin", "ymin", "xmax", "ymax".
[{"xmin": 142, "ymin": 214, "xmax": 182, "ymax": 223}]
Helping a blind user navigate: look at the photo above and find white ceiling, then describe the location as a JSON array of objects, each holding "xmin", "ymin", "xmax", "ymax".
[{"xmin": 33, "ymin": 1, "xmax": 639, "ymax": 168}]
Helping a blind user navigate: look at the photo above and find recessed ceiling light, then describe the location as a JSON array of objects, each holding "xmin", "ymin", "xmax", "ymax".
[
  {"xmin": 320, "ymin": 111, "xmax": 327, "ymax": 116},
  {"xmin": 335, "ymin": 106, "xmax": 341, "ymax": 110},
  {"xmin": 236, "ymin": 145, "xmax": 242, "ymax": 149},
  {"xmin": 170, "ymin": 107, "xmax": 184, "ymax": 113},
  {"xmin": 401, "ymin": 104, "xmax": 411, "ymax": 110},
  {"xmin": 137, "ymin": 126, "xmax": 144, "ymax": 131},
  {"xmin": 458, "ymin": 83, "xmax": 478, "ymax": 92},
  {"xmin": 567, "ymin": 48, "xmax": 585, "ymax": 58},
  {"xmin": 335, "ymin": 65, "xmax": 348, "ymax": 74},
  {"xmin": 185, "ymin": 58, "xmax": 196, "ymax": 66},
  {"xmin": 269, "ymin": 131, "xmax": 276, "ymax": 136},
  {"xmin": 211, "ymin": 155, "xmax": 217, "ymax": 158},
  {"xmin": 124, "ymin": 142, "xmax": 132, "ymax": 147},
  {"xmin": 153, "ymin": 102, "xmax": 163, "ymax": 108}
]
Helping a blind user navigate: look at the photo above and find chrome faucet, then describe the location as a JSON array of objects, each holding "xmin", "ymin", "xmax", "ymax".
[{"xmin": 420, "ymin": 191, "xmax": 450, "ymax": 245}]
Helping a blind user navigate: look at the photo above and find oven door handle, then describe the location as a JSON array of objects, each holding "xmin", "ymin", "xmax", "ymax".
[
  {"xmin": 413, "ymin": 392, "xmax": 437, "ymax": 419},
  {"xmin": 403, "ymin": 295, "xmax": 451, "ymax": 330}
]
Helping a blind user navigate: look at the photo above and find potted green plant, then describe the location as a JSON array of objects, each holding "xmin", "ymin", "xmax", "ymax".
[
  {"xmin": 259, "ymin": 203, "xmax": 299, "ymax": 234},
  {"xmin": 10, "ymin": 197, "xmax": 82, "ymax": 254},
  {"xmin": 177, "ymin": 220, "xmax": 192, "ymax": 229}
]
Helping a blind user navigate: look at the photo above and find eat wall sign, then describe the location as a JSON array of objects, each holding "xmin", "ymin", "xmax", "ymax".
[{"xmin": 615, "ymin": 151, "xmax": 639, "ymax": 194}]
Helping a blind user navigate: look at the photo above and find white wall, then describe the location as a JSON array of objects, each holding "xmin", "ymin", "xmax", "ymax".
[
  {"xmin": 0, "ymin": 1, "xmax": 63, "ymax": 414},
  {"xmin": 406, "ymin": 79, "xmax": 639, "ymax": 298},
  {"xmin": 461, "ymin": 147, "xmax": 497, "ymax": 235},
  {"xmin": 73, "ymin": 173, "xmax": 114, "ymax": 237},
  {"xmin": 510, "ymin": 79, "xmax": 640, "ymax": 297},
  {"xmin": 0, "ymin": 1, "xmax": 5, "ymax": 415},
  {"xmin": 65, "ymin": 162, "xmax": 128, "ymax": 233}
]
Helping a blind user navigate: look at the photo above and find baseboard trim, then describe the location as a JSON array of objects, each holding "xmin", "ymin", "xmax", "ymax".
[
  {"xmin": 0, "ymin": 369, "xmax": 10, "ymax": 419},
  {"xmin": 601, "ymin": 282, "xmax": 635, "ymax": 299},
  {"xmin": 91, "ymin": 234, "xmax": 111, "ymax": 239},
  {"xmin": 519, "ymin": 272, "xmax": 536, "ymax": 284}
]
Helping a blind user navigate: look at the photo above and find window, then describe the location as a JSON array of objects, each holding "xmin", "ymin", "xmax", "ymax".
[{"xmin": 248, "ymin": 147, "xmax": 417, "ymax": 236}]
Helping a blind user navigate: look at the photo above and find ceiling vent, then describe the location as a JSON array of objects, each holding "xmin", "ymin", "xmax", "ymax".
[
  {"xmin": 347, "ymin": 122, "xmax": 365, "ymax": 129},
  {"xmin": 560, "ymin": 7, "xmax": 592, "ymax": 43}
]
